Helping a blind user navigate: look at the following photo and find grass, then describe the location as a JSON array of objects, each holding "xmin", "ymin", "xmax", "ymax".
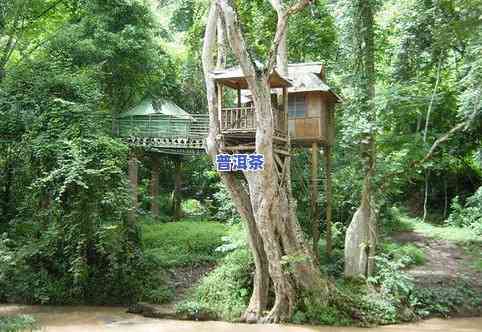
[
  {"xmin": 139, "ymin": 218, "xmax": 230, "ymax": 304},
  {"xmin": 464, "ymin": 242, "xmax": 482, "ymax": 272},
  {"xmin": 396, "ymin": 213, "xmax": 481, "ymax": 243},
  {"xmin": 0, "ymin": 315, "xmax": 37, "ymax": 332},
  {"xmin": 141, "ymin": 218, "xmax": 229, "ymax": 268}
]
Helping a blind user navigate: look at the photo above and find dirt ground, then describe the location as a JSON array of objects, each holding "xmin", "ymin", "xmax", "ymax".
[
  {"xmin": 166, "ymin": 263, "xmax": 216, "ymax": 302},
  {"xmin": 391, "ymin": 230, "xmax": 482, "ymax": 289}
]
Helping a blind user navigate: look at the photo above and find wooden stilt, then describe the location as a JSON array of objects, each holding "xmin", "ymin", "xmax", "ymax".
[
  {"xmin": 172, "ymin": 157, "xmax": 183, "ymax": 221},
  {"xmin": 311, "ymin": 142, "xmax": 320, "ymax": 262},
  {"xmin": 237, "ymin": 87, "xmax": 241, "ymax": 107},
  {"xmin": 150, "ymin": 154, "xmax": 160, "ymax": 218},
  {"xmin": 128, "ymin": 151, "xmax": 139, "ymax": 225},
  {"xmin": 217, "ymin": 83, "xmax": 223, "ymax": 130},
  {"xmin": 323, "ymin": 144, "xmax": 333, "ymax": 258},
  {"xmin": 283, "ymin": 87, "xmax": 288, "ymax": 133}
]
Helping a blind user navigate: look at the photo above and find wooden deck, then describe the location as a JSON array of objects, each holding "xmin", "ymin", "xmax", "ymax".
[{"xmin": 115, "ymin": 106, "xmax": 289, "ymax": 155}]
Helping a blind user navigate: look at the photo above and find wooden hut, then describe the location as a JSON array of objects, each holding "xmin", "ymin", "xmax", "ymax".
[
  {"xmin": 213, "ymin": 62, "xmax": 341, "ymax": 150},
  {"xmin": 285, "ymin": 63, "xmax": 341, "ymax": 147}
]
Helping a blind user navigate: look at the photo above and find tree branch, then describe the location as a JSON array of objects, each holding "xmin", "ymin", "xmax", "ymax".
[
  {"xmin": 30, "ymin": 0, "xmax": 66, "ymax": 22},
  {"xmin": 379, "ymin": 118, "xmax": 475, "ymax": 193},
  {"xmin": 419, "ymin": 120, "xmax": 470, "ymax": 164},
  {"xmin": 216, "ymin": 0, "xmax": 257, "ymax": 87},
  {"xmin": 266, "ymin": 0, "xmax": 311, "ymax": 74}
]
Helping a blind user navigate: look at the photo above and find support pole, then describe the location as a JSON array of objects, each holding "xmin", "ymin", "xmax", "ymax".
[
  {"xmin": 128, "ymin": 151, "xmax": 139, "ymax": 225},
  {"xmin": 150, "ymin": 154, "xmax": 160, "ymax": 218},
  {"xmin": 323, "ymin": 144, "xmax": 333, "ymax": 258},
  {"xmin": 172, "ymin": 157, "xmax": 183, "ymax": 221},
  {"xmin": 311, "ymin": 142, "xmax": 320, "ymax": 262},
  {"xmin": 237, "ymin": 87, "xmax": 241, "ymax": 107},
  {"xmin": 282, "ymin": 87, "xmax": 288, "ymax": 132},
  {"xmin": 217, "ymin": 83, "xmax": 223, "ymax": 129}
]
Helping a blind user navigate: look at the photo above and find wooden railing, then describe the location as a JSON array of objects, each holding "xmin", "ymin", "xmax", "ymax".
[
  {"xmin": 115, "ymin": 114, "xmax": 209, "ymax": 139},
  {"xmin": 220, "ymin": 106, "xmax": 287, "ymax": 136}
]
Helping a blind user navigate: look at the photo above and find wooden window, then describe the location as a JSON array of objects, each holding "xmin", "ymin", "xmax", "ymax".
[{"xmin": 288, "ymin": 94, "xmax": 306, "ymax": 118}]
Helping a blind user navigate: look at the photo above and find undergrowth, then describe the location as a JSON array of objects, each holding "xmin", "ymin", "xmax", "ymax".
[
  {"xmin": 176, "ymin": 248, "xmax": 253, "ymax": 321},
  {"xmin": 380, "ymin": 242, "xmax": 426, "ymax": 266},
  {"xmin": 141, "ymin": 219, "xmax": 228, "ymax": 267},
  {"xmin": 139, "ymin": 219, "xmax": 228, "ymax": 304},
  {"xmin": 0, "ymin": 315, "xmax": 37, "ymax": 332}
]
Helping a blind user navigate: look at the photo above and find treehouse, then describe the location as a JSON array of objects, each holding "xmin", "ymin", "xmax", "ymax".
[
  {"xmin": 212, "ymin": 62, "xmax": 341, "ymax": 151},
  {"xmin": 115, "ymin": 99, "xmax": 209, "ymax": 152},
  {"xmin": 212, "ymin": 66, "xmax": 291, "ymax": 153}
]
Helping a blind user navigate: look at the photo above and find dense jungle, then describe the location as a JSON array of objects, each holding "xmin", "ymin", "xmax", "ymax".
[{"xmin": 0, "ymin": 0, "xmax": 481, "ymax": 331}]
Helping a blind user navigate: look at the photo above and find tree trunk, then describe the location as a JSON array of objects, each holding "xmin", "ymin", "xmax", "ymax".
[
  {"xmin": 203, "ymin": 0, "xmax": 329, "ymax": 323},
  {"xmin": 344, "ymin": 0, "xmax": 377, "ymax": 278},
  {"xmin": 150, "ymin": 154, "xmax": 160, "ymax": 218}
]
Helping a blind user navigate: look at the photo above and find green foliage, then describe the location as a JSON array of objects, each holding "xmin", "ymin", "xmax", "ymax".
[
  {"xmin": 381, "ymin": 207, "xmax": 415, "ymax": 235},
  {"xmin": 212, "ymin": 182, "xmax": 242, "ymax": 224},
  {"xmin": 381, "ymin": 242, "xmax": 426, "ymax": 266},
  {"xmin": 0, "ymin": 137, "xmax": 150, "ymax": 305},
  {"xmin": 294, "ymin": 254, "xmax": 420, "ymax": 326},
  {"xmin": 413, "ymin": 282, "xmax": 482, "ymax": 317},
  {"xmin": 446, "ymin": 187, "xmax": 482, "ymax": 235},
  {"xmin": 406, "ymin": 215, "xmax": 481, "ymax": 243},
  {"xmin": 367, "ymin": 255, "xmax": 418, "ymax": 320},
  {"xmin": 182, "ymin": 199, "xmax": 208, "ymax": 218},
  {"xmin": 0, "ymin": 315, "xmax": 37, "ymax": 332},
  {"xmin": 178, "ymin": 248, "xmax": 253, "ymax": 321},
  {"xmin": 0, "ymin": 0, "xmax": 181, "ymax": 307},
  {"xmin": 141, "ymin": 220, "xmax": 228, "ymax": 267}
]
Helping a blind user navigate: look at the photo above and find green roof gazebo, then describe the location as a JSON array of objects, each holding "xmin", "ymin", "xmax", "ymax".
[{"xmin": 116, "ymin": 99, "xmax": 209, "ymax": 153}]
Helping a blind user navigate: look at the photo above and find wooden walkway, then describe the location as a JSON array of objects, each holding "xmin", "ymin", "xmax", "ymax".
[{"xmin": 115, "ymin": 114, "xmax": 209, "ymax": 155}]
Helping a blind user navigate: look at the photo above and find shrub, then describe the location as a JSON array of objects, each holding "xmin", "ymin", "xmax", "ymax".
[
  {"xmin": 446, "ymin": 187, "xmax": 482, "ymax": 235},
  {"xmin": 413, "ymin": 282, "xmax": 482, "ymax": 317},
  {"xmin": 0, "ymin": 315, "xmax": 37, "ymax": 332},
  {"xmin": 177, "ymin": 248, "xmax": 253, "ymax": 321},
  {"xmin": 212, "ymin": 183, "xmax": 241, "ymax": 224},
  {"xmin": 381, "ymin": 242, "xmax": 426, "ymax": 266}
]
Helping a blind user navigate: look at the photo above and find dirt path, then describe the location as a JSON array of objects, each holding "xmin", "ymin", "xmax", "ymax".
[{"xmin": 391, "ymin": 230, "xmax": 482, "ymax": 289}]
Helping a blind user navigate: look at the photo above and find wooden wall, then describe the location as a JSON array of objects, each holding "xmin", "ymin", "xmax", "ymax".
[{"xmin": 288, "ymin": 92, "xmax": 335, "ymax": 146}]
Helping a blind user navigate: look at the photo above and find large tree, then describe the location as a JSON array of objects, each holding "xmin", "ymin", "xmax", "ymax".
[
  {"xmin": 202, "ymin": 0, "xmax": 329, "ymax": 323},
  {"xmin": 343, "ymin": 0, "xmax": 377, "ymax": 277}
]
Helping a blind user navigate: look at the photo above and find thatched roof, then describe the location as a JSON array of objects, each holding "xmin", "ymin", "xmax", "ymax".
[{"xmin": 120, "ymin": 99, "xmax": 194, "ymax": 119}]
